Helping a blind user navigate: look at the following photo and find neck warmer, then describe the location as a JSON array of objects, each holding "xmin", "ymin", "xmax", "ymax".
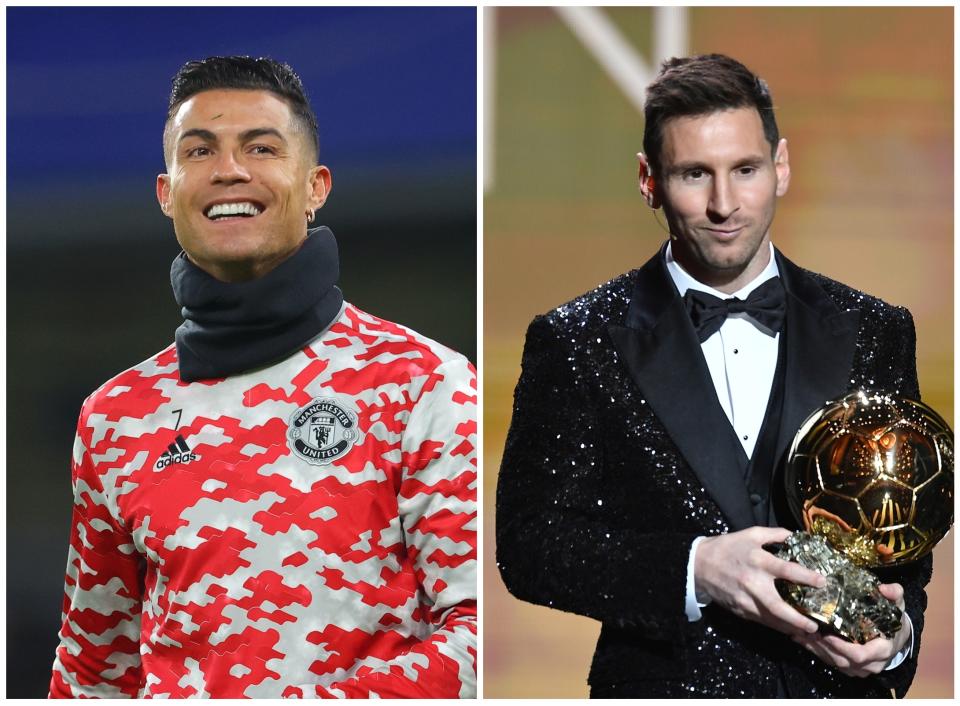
[{"xmin": 171, "ymin": 226, "xmax": 344, "ymax": 382}]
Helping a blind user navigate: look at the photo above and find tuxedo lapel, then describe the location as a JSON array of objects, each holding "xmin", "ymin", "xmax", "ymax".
[
  {"xmin": 774, "ymin": 251, "xmax": 860, "ymax": 464},
  {"xmin": 608, "ymin": 247, "xmax": 755, "ymax": 530}
]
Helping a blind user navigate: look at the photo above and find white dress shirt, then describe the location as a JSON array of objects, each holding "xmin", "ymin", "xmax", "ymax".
[
  {"xmin": 666, "ymin": 242, "xmax": 911, "ymax": 669},
  {"xmin": 665, "ymin": 241, "xmax": 780, "ymax": 458}
]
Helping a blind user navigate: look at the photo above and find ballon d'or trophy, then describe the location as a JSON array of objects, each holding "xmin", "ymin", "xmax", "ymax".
[{"xmin": 777, "ymin": 391, "xmax": 953, "ymax": 644}]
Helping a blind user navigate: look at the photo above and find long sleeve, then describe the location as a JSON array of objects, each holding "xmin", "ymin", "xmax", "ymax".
[
  {"xmin": 871, "ymin": 307, "xmax": 931, "ymax": 697},
  {"xmin": 284, "ymin": 357, "xmax": 477, "ymax": 698},
  {"xmin": 496, "ymin": 316, "xmax": 697, "ymax": 640},
  {"xmin": 49, "ymin": 406, "xmax": 144, "ymax": 698}
]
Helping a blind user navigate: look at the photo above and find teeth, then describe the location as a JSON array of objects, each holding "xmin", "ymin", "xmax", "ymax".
[{"xmin": 206, "ymin": 202, "xmax": 262, "ymax": 219}]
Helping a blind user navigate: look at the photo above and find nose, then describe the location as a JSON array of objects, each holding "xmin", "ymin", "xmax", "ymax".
[
  {"xmin": 707, "ymin": 174, "xmax": 739, "ymax": 221},
  {"xmin": 210, "ymin": 150, "xmax": 251, "ymax": 185}
]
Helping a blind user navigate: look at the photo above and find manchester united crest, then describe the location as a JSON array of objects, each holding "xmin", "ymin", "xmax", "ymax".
[{"xmin": 287, "ymin": 397, "xmax": 363, "ymax": 465}]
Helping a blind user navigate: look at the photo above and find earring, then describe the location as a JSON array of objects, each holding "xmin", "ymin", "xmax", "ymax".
[{"xmin": 306, "ymin": 209, "xmax": 316, "ymax": 224}]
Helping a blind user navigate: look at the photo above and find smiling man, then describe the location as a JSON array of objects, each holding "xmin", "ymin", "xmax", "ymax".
[
  {"xmin": 50, "ymin": 56, "xmax": 477, "ymax": 698},
  {"xmin": 496, "ymin": 54, "xmax": 930, "ymax": 698}
]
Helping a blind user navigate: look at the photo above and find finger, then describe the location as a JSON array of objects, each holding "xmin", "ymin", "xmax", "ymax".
[
  {"xmin": 755, "ymin": 587, "xmax": 820, "ymax": 635},
  {"xmin": 819, "ymin": 634, "xmax": 893, "ymax": 675},
  {"xmin": 751, "ymin": 526, "xmax": 794, "ymax": 545},
  {"xmin": 879, "ymin": 582, "xmax": 905, "ymax": 605},
  {"xmin": 764, "ymin": 608, "xmax": 819, "ymax": 636},
  {"xmin": 792, "ymin": 635, "xmax": 853, "ymax": 673},
  {"xmin": 762, "ymin": 554, "xmax": 826, "ymax": 588},
  {"xmin": 792, "ymin": 634, "xmax": 875, "ymax": 677},
  {"xmin": 821, "ymin": 634, "xmax": 891, "ymax": 663}
]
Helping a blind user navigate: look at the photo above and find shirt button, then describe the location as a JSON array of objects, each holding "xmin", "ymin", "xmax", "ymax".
[
  {"xmin": 742, "ymin": 434, "xmax": 749, "ymax": 441},
  {"xmin": 733, "ymin": 348, "xmax": 739, "ymax": 354},
  {"xmin": 750, "ymin": 493, "xmax": 763, "ymax": 505}
]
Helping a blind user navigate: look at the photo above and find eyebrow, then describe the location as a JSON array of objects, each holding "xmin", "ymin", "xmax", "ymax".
[
  {"xmin": 240, "ymin": 127, "xmax": 287, "ymax": 144},
  {"xmin": 178, "ymin": 128, "xmax": 217, "ymax": 145},
  {"xmin": 177, "ymin": 127, "xmax": 288, "ymax": 146}
]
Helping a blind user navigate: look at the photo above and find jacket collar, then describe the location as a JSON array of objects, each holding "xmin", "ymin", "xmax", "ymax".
[{"xmin": 609, "ymin": 243, "xmax": 859, "ymax": 529}]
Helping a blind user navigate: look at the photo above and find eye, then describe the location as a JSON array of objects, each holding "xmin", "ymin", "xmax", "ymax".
[
  {"xmin": 186, "ymin": 146, "xmax": 211, "ymax": 158},
  {"xmin": 250, "ymin": 144, "xmax": 278, "ymax": 156},
  {"xmin": 682, "ymin": 168, "xmax": 706, "ymax": 182},
  {"xmin": 736, "ymin": 166, "xmax": 757, "ymax": 176}
]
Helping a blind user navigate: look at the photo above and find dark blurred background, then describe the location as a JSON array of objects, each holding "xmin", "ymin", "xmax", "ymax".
[{"xmin": 7, "ymin": 7, "xmax": 476, "ymax": 696}]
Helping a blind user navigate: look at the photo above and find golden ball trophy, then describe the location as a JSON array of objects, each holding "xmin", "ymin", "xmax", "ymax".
[{"xmin": 777, "ymin": 391, "xmax": 953, "ymax": 644}]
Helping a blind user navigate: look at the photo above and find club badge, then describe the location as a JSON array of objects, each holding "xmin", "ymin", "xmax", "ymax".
[{"xmin": 287, "ymin": 397, "xmax": 363, "ymax": 465}]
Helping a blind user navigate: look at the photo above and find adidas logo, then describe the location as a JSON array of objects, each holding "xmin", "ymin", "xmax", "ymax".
[{"xmin": 155, "ymin": 434, "xmax": 199, "ymax": 469}]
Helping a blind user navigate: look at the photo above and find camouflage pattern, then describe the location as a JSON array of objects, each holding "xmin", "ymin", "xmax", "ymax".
[{"xmin": 50, "ymin": 304, "xmax": 477, "ymax": 698}]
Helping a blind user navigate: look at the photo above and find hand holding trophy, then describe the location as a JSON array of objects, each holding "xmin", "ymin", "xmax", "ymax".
[{"xmin": 776, "ymin": 391, "xmax": 953, "ymax": 644}]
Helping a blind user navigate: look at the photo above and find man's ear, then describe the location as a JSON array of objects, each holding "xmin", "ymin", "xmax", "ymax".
[
  {"xmin": 774, "ymin": 138, "xmax": 791, "ymax": 197},
  {"xmin": 307, "ymin": 165, "xmax": 332, "ymax": 211},
  {"xmin": 637, "ymin": 152, "xmax": 660, "ymax": 209},
  {"xmin": 156, "ymin": 174, "xmax": 173, "ymax": 218}
]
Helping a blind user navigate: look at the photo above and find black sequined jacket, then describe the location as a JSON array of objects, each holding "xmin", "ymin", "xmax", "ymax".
[{"xmin": 496, "ymin": 246, "xmax": 931, "ymax": 698}]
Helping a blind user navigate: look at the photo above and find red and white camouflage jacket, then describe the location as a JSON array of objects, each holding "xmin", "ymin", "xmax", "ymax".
[{"xmin": 50, "ymin": 303, "xmax": 477, "ymax": 698}]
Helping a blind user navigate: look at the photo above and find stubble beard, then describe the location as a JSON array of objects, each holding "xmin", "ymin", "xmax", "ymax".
[{"xmin": 672, "ymin": 224, "xmax": 770, "ymax": 289}]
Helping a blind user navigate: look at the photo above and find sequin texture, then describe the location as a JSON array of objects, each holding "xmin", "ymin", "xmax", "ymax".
[{"xmin": 496, "ymin": 253, "xmax": 931, "ymax": 698}]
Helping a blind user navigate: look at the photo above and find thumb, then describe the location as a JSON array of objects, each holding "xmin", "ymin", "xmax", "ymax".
[{"xmin": 879, "ymin": 582, "xmax": 905, "ymax": 605}]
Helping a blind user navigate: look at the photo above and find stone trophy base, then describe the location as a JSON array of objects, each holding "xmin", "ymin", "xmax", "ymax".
[{"xmin": 773, "ymin": 531, "xmax": 902, "ymax": 644}]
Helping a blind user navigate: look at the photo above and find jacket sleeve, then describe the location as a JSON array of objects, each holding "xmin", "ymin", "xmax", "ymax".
[
  {"xmin": 284, "ymin": 357, "xmax": 477, "ymax": 698},
  {"xmin": 50, "ymin": 404, "xmax": 144, "ymax": 698},
  {"xmin": 872, "ymin": 307, "xmax": 932, "ymax": 698},
  {"xmin": 496, "ymin": 316, "xmax": 696, "ymax": 640}
]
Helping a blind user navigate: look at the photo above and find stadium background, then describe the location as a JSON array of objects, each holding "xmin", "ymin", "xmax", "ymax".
[
  {"xmin": 7, "ymin": 7, "xmax": 475, "ymax": 697},
  {"xmin": 484, "ymin": 6, "xmax": 953, "ymax": 698}
]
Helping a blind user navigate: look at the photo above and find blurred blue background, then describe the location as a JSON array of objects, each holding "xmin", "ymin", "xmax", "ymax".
[
  {"xmin": 7, "ymin": 7, "xmax": 476, "ymax": 696},
  {"xmin": 9, "ymin": 7, "xmax": 476, "ymax": 242}
]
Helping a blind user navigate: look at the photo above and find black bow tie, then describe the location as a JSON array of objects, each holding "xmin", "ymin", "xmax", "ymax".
[{"xmin": 682, "ymin": 277, "xmax": 785, "ymax": 343}]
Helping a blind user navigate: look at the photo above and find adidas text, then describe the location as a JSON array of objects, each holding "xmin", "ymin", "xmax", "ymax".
[
  {"xmin": 156, "ymin": 452, "xmax": 198, "ymax": 469},
  {"xmin": 156, "ymin": 434, "xmax": 198, "ymax": 468}
]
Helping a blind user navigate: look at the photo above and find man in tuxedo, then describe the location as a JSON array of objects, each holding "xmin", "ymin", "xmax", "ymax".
[{"xmin": 496, "ymin": 54, "xmax": 930, "ymax": 698}]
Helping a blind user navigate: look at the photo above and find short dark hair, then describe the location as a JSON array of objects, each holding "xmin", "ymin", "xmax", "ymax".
[
  {"xmin": 643, "ymin": 54, "xmax": 779, "ymax": 175},
  {"xmin": 163, "ymin": 56, "xmax": 319, "ymax": 163}
]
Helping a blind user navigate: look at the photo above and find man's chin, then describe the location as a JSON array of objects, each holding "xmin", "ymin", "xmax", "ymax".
[
  {"xmin": 179, "ymin": 242, "xmax": 267, "ymax": 276},
  {"xmin": 703, "ymin": 238, "xmax": 768, "ymax": 271},
  {"xmin": 704, "ymin": 255, "xmax": 753, "ymax": 274},
  {"xmin": 179, "ymin": 226, "xmax": 267, "ymax": 257}
]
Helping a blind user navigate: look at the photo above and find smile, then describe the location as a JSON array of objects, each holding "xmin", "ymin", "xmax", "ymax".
[{"xmin": 204, "ymin": 201, "xmax": 265, "ymax": 220}]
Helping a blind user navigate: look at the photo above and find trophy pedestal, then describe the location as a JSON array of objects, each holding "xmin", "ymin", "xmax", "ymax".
[{"xmin": 775, "ymin": 531, "xmax": 902, "ymax": 644}]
